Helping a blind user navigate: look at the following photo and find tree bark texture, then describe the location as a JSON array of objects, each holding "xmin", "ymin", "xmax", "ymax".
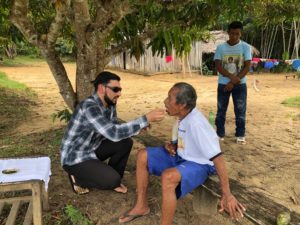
[{"xmin": 10, "ymin": 0, "xmax": 131, "ymax": 109}]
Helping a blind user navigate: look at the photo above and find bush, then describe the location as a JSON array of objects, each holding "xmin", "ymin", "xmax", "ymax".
[
  {"xmin": 51, "ymin": 108, "xmax": 72, "ymax": 123},
  {"xmin": 272, "ymin": 61, "xmax": 293, "ymax": 73},
  {"xmin": 55, "ymin": 38, "xmax": 74, "ymax": 56},
  {"xmin": 64, "ymin": 205, "xmax": 92, "ymax": 225},
  {"xmin": 15, "ymin": 40, "xmax": 41, "ymax": 58}
]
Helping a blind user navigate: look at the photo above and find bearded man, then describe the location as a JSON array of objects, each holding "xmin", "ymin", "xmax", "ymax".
[{"xmin": 60, "ymin": 71, "xmax": 165, "ymax": 194}]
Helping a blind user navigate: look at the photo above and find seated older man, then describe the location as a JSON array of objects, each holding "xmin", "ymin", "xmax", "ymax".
[{"xmin": 119, "ymin": 82, "xmax": 245, "ymax": 224}]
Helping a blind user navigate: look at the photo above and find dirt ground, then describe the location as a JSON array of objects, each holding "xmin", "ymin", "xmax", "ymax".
[{"xmin": 1, "ymin": 62, "xmax": 300, "ymax": 225}]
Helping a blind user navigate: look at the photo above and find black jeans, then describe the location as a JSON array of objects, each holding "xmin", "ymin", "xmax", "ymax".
[
  {"xmin": 215, "ymin": 83, "xmax": 247, "ymax": 138},
  {"xmin": 63, "ymin": 138, "xmax": 133, "ymax": 190}
]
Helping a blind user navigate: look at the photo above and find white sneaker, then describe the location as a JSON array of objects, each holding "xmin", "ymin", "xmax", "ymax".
[{"xmin": 236, "ymin": 137, "xmax": 246, "ymax": 144}]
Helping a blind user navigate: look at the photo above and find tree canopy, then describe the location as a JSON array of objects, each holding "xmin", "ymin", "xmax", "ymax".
[{"xmin": 6, "ymin": 0, "xmax": 300, "ymax": 109}]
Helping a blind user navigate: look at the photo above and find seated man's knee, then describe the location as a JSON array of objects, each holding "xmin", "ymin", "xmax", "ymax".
[
  {"xmin": 123, "ymin": 138, "xmax": 133, "ymax": 151},
  {"xmin": 105, "ymin": 174, "xmax": 121, "ymax": 189},
  {"xmin": 125, "ymin": 138, "xmax": 133, "ymax": 148},
  {"xmin": 161, "ymin": 169, "xmax": 181, "ymax": 189}
]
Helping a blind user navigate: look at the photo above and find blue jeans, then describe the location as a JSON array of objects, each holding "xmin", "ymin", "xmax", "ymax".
[{"xmin": 215, "ymin": 83, "xmax": 247, "ymax": 137}]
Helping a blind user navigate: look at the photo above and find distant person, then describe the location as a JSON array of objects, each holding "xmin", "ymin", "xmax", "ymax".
[
  {"xmin": 214, "ymin": 21, "xmax": 252, "ymax": 144},
  {"xmin": 60, "ymin": 71, "xmax": 165, "ymax": 194},
  {"xmin": 119, "ymin": 82, "xmax": 245, "ymax": 224}
]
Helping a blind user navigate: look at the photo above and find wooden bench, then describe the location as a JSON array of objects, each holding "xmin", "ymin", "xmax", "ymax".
[
  {"xmin": 0, "ymin": 157, "xmax": 51, "ymax": 225},
  {"xmin": 193, "ymin": 176, "xmax": 300, "ymax": 225},
  {"xmin": 0, "ymin": 180, "xmax": 49, "ymax": 225},
  {"xmin": 135, "ymin": 133, "xmax": 300, "ymax": 225}
]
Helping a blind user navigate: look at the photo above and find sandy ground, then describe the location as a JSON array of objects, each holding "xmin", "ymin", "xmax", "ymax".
[{"xmin": 1, "ymin": 62, "xmax": 300, "ymax": 225}]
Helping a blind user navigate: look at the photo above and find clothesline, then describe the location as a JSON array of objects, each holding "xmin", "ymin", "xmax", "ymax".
[{"xmin": 252, "ymin": 58, "xmax": 300, "ymax": 70}]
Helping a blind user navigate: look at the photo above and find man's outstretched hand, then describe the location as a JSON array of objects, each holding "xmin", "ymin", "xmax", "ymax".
[
  {"xmin": 219, "ymin": 193, "xmax": 246, "ymax": 221},
  {"xmin": 145, "ymin": 108, "xmax": 165, "ymax": 122}
]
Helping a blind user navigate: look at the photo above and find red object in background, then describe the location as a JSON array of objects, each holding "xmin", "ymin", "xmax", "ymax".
[
  {"xmin": 252, "ymin": 57, "xmax": 260, "ymax": 63},
  {"xmin": 166, "ymin": 55, "xmax": 173, "ymax": 63}
]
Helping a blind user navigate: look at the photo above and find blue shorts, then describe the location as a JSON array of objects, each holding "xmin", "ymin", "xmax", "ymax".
[{"xmin": 146, "ymin": 146, "xmax": 216, "ymax": 199}]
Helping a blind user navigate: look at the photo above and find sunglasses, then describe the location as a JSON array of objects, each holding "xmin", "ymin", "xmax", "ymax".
[{"xmin": 105, "ymin": 85, "xmax": 122, "ymax": 93}]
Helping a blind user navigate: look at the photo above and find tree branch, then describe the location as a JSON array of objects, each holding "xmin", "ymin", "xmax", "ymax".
[
  {"xmin": 10, "ymin": 0, "xmax": 39, "ymax": 45},
  {"xmin": 105, "ymin": 17, "xmax": 191, "ymax": 58},
  {"xmin": 43, "ymin": 48, "xmax": 77, "ymax": 110},
  {"xmin": 73, "ymin": 0, "xmax": 91, "ymax": 40},
  {"xmin": 105, "ymin": 28, "xmax": 156, "ymax": 57},
  {"xmin": 94, "ymin": 0, "xmax": 131, "ymax": 35},
  {"xmin": 47, "ymin": 0, "xmax": 71, "ymax": 47}
]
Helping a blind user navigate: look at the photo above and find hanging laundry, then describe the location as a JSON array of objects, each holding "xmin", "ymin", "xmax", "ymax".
[
  {"xmin": 292, "ymin": 59, "xmax": 300, "ymax": 70},
  {"xmin": 166, "ymin": 55, "xmax": 173, "ymax": 63}
]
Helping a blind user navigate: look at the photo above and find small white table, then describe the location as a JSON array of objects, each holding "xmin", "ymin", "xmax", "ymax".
[{"xmin": 0, "ymin": 157, "xmax": 51, "ymax": 225}]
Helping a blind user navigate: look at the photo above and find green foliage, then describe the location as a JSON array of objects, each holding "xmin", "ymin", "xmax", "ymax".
[
  {"xmin": 108, "ymin": 0, "xmax": 226, "ymax": 59},
  {"xmin": 28, "ymin": 0, "xmax": 56, "ymax": 34},
  {"xmin": 202, "ymin": 64, "xmax": 213, "ymax": 75},
  {"xmin": 51, "ymin": 108, "xmax": 72, "ymax": 123},
  {"xmin": 64, "ymin": 205, "xmax": 92, "ymax": 225},
  {"xmin": 16, "ymin": 40, "xmax": 41, "ymax": 57},
  {"xmin": 250, "ymin": 0, "xmax": 300, "ymax": 24},
  {"xmin": 0, "ymin": 0, "xmax": 17, "ymax": 58},
  {"xmin": 0, "ymin": 55, "xmax": 44, "ymax": 67},
  {"xmin": 272, "ymin": 61, "xmax": 293, "ymax": 73},
  {"xmin": 281, "ymin": 96, "xmax": 300, "ymax": 108},
  {"xmin": 282, "ymin": 52, "xmax": 289, "ymax": 60},
  {"xmin": 55, "ymin": 38, "xmax": 74, "ymax": 56}
]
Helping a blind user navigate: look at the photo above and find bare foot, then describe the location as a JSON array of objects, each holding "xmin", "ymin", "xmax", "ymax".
[
  {"xmin": 114, "ymin": 183, "xmax": 127, "ymax": 193},
  {"xmin": 119, "ymin": 207, "xmax": 150, "ymax": 223}
]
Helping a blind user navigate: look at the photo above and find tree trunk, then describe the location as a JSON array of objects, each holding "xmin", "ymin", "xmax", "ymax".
[
  {"xmin": 268, "ymin": 25, "xmax": 278, "ymax": 59},
  {"xmin": 281, "ymin": 22, "xmax": 286, "ymax": 53},
  {"xmin": 292, "ymin": 20, "xmax": 300, "ymax": 59},
  {"xmin": 288, "ymin": 23, "xmax": 293, "ymax": 57},
  {"xmin": 43, "ymin": 48, "xmax": 77, "ymax": 110}
]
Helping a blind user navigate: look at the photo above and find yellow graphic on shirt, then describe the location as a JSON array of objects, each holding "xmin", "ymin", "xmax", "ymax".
[{"xmin": 177, "ymin": 136, "xmax": 184, "ymax": 153}]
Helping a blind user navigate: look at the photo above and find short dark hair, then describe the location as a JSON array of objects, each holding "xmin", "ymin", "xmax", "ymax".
[
  {"xmin": 91, "ymin": 71, "xmax": 120, "ymax": 91},
  {"xmin": 172, "ymin": 82, "xmax": 197, "ymax": 110},
  {"xmin": 228, "ymin": 21, "xmax": 243, "ymax": 31}
]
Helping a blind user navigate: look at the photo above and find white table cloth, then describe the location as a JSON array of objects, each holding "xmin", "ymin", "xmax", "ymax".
[{"xmin": 0, "ymin": 156, "xmax": 51, "ymax": 190}]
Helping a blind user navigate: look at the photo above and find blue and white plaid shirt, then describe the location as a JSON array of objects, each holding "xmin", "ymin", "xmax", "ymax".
[{"xmin": 60, "ymin": 93, "xmax": 149, "ymax": 166}]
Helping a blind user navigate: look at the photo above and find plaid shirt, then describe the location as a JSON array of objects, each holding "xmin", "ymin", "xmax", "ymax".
[{"xmin": 60, "ymin": 93, "xmax": 148, "ymax": 166}]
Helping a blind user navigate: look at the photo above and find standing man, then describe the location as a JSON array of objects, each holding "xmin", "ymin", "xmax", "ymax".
[
  {"xmin": 214, "ymin": 21, "xmax": 252, "ymax": 144},
  {"xmin": 60, "ymin": 71, "xmax": 165, "ymax": 194},
  {"xmin": 119, "ymin": 82, "xmax": 245, "ymax": 224}
]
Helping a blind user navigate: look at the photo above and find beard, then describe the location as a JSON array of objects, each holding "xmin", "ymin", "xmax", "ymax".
[{"xmin": 104, "ymin": 93, "xmax": 117, "ymax": 106}]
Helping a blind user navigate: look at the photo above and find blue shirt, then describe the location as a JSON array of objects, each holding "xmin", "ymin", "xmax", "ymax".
[
  {"xmin": 214, "ymin": 40, "xmax": 252, "ymax": 84},
  {"xmin": 60, "ymin": 93, "xmax": 149, "ymax": 166}
]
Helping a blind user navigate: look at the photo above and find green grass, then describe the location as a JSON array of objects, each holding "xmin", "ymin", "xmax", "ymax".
[
  {"xmin": 0, "ymin": 81, "xmax": 71, "ymax": 225},
  {"xmin": 0, "ymin": 55, "xmax": 45, "ymax": 67},
  {"xmin": 0, "ymin": 73, "xmax": 37, "ymax": 135},
  {"xmin": 287, "ymin": 112, "xmax": 300, "ymax": 121},
  {"xmin": 0, "ymin": 55, "xmax": 76, "ymax": 67},
  {"xmin": 0, "ymin": 71, "xmax": 62, "ymax": 155},
  {"xmin": 0, "ymin": 73, "xmax": 60, "ymax": 155},
  {"xmin": 0, "ymin": 71, "xmax": 28, "ymax": 90},
  {"xmin": 282, "ymin": 96, "xmax": 300, "ymax": 108},
  {"xmin": 0, "ymin": 128, "xmax": 64, "ymax": 158}
]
